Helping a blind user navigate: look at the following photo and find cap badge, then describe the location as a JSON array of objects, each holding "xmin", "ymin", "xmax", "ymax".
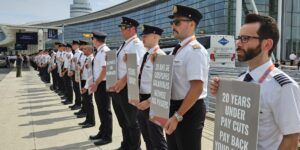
[{"xmin": 173, "ymin": 5, "xmax": 177, "ymax": 13}]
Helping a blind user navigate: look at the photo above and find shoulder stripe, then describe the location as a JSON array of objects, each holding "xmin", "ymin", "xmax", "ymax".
[
  {"xmin": 238, "ymin": 71, "xmax": 246, "ymax": 77},
  {"xmin": 273, "ymin": 74, "xmax": 292, "ymax": 86}
]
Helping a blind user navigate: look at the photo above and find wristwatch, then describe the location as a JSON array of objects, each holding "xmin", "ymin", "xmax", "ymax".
[{"xmin": 174, "ymin": 111, "xmax": 183, "ymax": 122}]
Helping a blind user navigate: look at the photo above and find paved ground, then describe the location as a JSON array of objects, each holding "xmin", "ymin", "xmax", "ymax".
[
  {"xmin": 0, "ymin": 68, "xmax": 214, "ymax": 150},
  {"xmin": 0, "ymin": 67, "xmax": 12, "ymax": 81}
]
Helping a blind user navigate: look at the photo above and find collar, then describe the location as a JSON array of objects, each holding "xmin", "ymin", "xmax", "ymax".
[
  {"xmin": 97, "ymin": 44, "xmax": 106, "ymax": 52},
  {"xmin": 87, "ymin": 54, "xmax": 93, "ymax": 58},
  {"xmin": 180, "ymin": 35, "xmax": 195, "ymax": 46},
  {"xmin": 148, "ymin": 45, "xmax": 159, "ymax": 54},
  {"xmin": 75, "ymin": 48, "xmax": 80, "ymax": 53},
  {"xmin": 247, "ymin": 59, "xmax": 273, "ymax": 82},
  {"xmin": 125, "ymin": 35, "xmax": 137, "ymax": 43}
]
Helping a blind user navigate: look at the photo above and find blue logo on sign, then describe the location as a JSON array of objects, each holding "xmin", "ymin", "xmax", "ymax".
[{"xmin": 218, "ymin": 37, "xmax": 229, "ymax": 46}]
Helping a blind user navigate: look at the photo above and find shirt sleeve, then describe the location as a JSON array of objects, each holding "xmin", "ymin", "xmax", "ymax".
[
  {"xmin": 185, "ymin": 48, "xmax": 209, "ymax": 82},
  {"xmin": 271, "ymin": 84, "xmax": 300, "ymax": 135}
]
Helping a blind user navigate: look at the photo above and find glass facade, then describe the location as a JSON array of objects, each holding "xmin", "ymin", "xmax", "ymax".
[
  {"xmin": 60, "ymin": 0, "xmax": 299, "ymax": 60},
  {"xmin": 0, "ymin": 32, "xmax": 5, "ymax": 41},
  {"xmin": 282, "ymin": 0, "xmax": 300, "ymax": 60},
  {"xmin": 63, "ymin": 0, "xmax": 232, "ymax": 48}
]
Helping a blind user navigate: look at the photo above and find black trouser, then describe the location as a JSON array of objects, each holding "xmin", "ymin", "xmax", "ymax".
[
  {"xmin": 63, "ymin": 73, "xmax": 73, "ymax": 102},
  {"xmin": 72, "ymin": 75, "xmax": 82, "ymax": 106},
  {"xmin": 137, "ymin": 94, "xmax": 167, "ymax": 150},
  {"xmin": 51, "ymin": 68, "xmax": 59, "ymax": 90},
  {"xmin": 81, "ymin": 80, "xmax": 95, "ymax": 124},
  {"xmin": 94, "ymin": 81, "xmax": 112, "ymax": 140},
  {"xmin": 16, "ymin": 65, "xmax": 21, "ymax": 77},
  {"xmin": 58, "ymin": 72, "xmax": 65, "ymax": 93},
  {"xmin": 38, "ymin": 66, "xmax": 42, "ymax": 76},
  {"xmin": 111, "ymin": 85, "xmax": 141, "ymax": 150},
  {"xmin": 166, "ymin": 100, "xmax": 206, "ymax": 150},
  {"xmin": 44, "ymin": 65, "xmax": 50, "ymax": 83},
  {"xmin": 79, "ymin": 80, "xmax": 87, "ymax": 113}
]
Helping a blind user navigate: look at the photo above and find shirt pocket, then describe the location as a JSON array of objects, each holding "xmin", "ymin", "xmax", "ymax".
[
  {"xmin": 142, "ymin": 64, "xmax": 153, "ymax": 82},
  {"xmin": 173, "ymin": 59, "xmax": 184, "ymax": 76}
]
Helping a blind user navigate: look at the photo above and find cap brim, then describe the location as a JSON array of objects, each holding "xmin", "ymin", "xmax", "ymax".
[{"xmin": 168, "ymin": 15, "xmax": 174, "ymax": 19}]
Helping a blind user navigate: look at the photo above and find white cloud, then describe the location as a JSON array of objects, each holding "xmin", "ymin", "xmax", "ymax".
[{"xmin": 0, "ymin": 0, "xmax": 126, "ymax": 25}]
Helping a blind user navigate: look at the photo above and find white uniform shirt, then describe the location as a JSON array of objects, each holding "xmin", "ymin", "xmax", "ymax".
[
  {"xmin": 44, "ymin": 54, "xmax": 51, "ymax": 64},
  {"xmin": 82, "ymin": 54, "xmax": 93, "ymax": 81},
  {"xmin": 93, "ymin": 44, "xmax": 110, "ymax": 81},
  {"xmin": 63, "ymin": 51, "xmax": 73, "ymax": 70},
  {"xmin": 238, "ymin": 59, "xmax": 300, "ymax": 150},
  {"xmin": 171, "ymin": 36, "xmax": 209, "ymax": 100},
  {"xmin": 71, "ymin": 48, "xmax": 83, "ymax": 71},
  {"xmin": 50, "ymin": 52, "xmax": 57, "ymax": 67},
  {"xmin": 56, "ymin": 51, "xmax": 63, "ymax": 73},
  {"xmin": 117, "ymin": 35, "xmax": 146, "ymax": 79},
  {"xmin": 140, "ymin": 46, "xmax": 165, "ymax": 94},
  {"xmin": 78, "ymin": 50, "xmax": 87, "ymax": 69}
]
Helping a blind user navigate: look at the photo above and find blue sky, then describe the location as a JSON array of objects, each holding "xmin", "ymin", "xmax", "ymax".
[{"xmin": 0, "ymin": 0, "xmax": 126, "ymax": 25}]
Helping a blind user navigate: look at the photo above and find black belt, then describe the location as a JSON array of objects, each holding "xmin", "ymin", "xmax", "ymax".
[
  {"xmin": 139, "ymin": 94, "xmax": 151, "ymax": 101},
  {"xmin": 171, "ymin": 99, "xmax": 204, "ymax": 103}
]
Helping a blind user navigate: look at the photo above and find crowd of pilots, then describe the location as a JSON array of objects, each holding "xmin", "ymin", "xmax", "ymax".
[{"xmin": 29, "ymin": 3, "xmax": 300, "ymax": 150}]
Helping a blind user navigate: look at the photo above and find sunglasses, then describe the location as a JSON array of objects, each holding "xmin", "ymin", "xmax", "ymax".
[
  {"xmin": 235, "ymin": 35, "xmax": 262, "ymax": 43},
  {"xmin": 119, "ymin": 25, "xmax": 132, "ymax": 30},
  {"xmin": 170, "ymin": 19, "xmax": 192, "ymax": 26}
]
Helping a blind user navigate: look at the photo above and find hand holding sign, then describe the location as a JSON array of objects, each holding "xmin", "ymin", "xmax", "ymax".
[
  {"xmin": 210, "ymin": 77, "xmax": 220, "ymax": 96},
  {"xmin": 114, "ymin": 79, "xmax": 127, "ymax": 93},
  {"xmin": 89, "ymin": 83, "xmax": 98, "ymax": 93},
  {"xmin": 136, "ymin": 100, "xmax": 150, "ymax": 110}
]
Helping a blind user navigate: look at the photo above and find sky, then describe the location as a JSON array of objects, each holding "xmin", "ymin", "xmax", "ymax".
[{"xmin": 0, "ymin": 0, "xmax": 126, "ymax": 25}]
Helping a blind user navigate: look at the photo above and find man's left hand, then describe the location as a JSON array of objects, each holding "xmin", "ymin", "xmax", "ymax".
[
  {"xmin": 90, "ymin": 83, "xmax": 98, "ymax": 93},
  {"xmin": 114, "ymin": 79, "xmax": 126, "ymax": 93},
  {"xmin": 164, "ymin": 116, "xmax": 179, "ymax": 135},
  {"xmin": 136, "ymin": 100, "xmax": 150, "ymax": 110}
]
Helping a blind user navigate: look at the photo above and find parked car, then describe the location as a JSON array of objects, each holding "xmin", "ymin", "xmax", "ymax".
[{"xmin": 0, "ymin": 55, "xmax": 7, "ymax": 68}]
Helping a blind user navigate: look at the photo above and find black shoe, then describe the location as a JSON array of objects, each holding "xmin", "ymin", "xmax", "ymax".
[
  {"xmin": 78, "ymin": 121, "xmax": 88, "ymax": 126},
  {"xmin": 82, "ymin": 123, "xmax": 95, "ymax": 128},
  {"xmin": 58, "ymin": 93, "xmax": 64, "ymax": 96},
  {"xmin": 63, "ymin": 101, "xmax": 72, "ymax": 105},
  {"xmin": 50, "ymin": 85, "xmax": 54, "ymax": 91},
  {"xmin": 93, "ymin": 139, "xmax": 112, "ymax": 146},
  {"xmin": 60, "ymin": 95, "xmax": 67, "ymax": 99},
  {"xmin": 89, "ymin": 132, "xmax": 102, "ymax": 140},
  {"xmin": 69, "ymin": 104, "xmax": 76, "ymax": 108},
  {"xmin": 71, "ymin": 105, "xmax": 81, "ymax": 110},
  {"xmin": 61, "ymin": 100, "xmax": 72, "ymax": 104},
  {"xmin": 77, "ymin": 113, "xmax": 87, "ymax": 118},
  {"xmin": 74, "ymin": 111, "xmax": 82, "ymax": 115},
  {"xmin": 61, "ymin": 100, "xmax": 68, "ymax": 104}
]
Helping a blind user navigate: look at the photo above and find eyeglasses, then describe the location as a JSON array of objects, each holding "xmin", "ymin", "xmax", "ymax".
[
  {"xmin": 235, "ymin": 35, "xmax": 262, "ymax": 43},
  {"xmin": 170, "ymin": 19, "xmax": 192, "ymax": 26},
  {"xmin": 119, "ymin": 25, "xmax": 132, "ymax": 30}
]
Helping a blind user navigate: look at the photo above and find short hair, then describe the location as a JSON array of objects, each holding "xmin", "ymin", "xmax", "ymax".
[
  {"xmin": 84, "ymin": 45, "xmax": 93, "ymax": 52},
  {"xmin": 245, "ymin": 14, "xmax": 279, "ymax": 56},
  {"xmin": 94, "ymin": 37, "xmax": 105, "ymax": 43}
]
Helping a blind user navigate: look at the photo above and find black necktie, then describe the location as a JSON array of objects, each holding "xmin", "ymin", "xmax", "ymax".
[
  {"xmin": 117, "ymin": 41, "xmax": 126, "ymax": 57},
  {"xmin": 138, "ymin": 52, "xmax": 150, "ymax": 87},
  {"xmin": 243, "ymin": 73, "xmax": 253, "ymax": 82},
  {"xmin": 94, "ymin": 47, "xmax": 98, "ymax": 56},
  {"xmin": 171, "ymin": 44, "xmax": 181, "ymax": 55}
]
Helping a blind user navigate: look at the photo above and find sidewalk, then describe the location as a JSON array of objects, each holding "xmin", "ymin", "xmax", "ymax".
[{"xmin": 0, "ymin": 68, "xmax": 213, "ymax": 150}]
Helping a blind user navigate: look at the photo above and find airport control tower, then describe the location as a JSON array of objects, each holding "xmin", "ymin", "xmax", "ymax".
[{"xmin": 70, "ymin": 0, "xmax": 92, "ymax": 18}]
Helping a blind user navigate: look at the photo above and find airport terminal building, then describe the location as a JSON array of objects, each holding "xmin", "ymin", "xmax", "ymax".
[{"xmin": 1, "ymin": 0, "xmax": 300, "ymax": 60}]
